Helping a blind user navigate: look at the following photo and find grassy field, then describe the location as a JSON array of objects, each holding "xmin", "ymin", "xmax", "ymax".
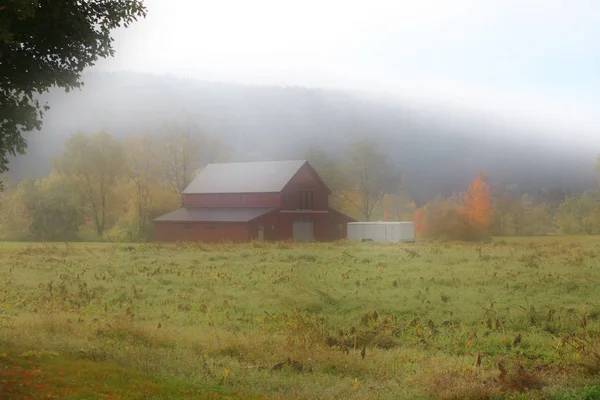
[{"xmin": 1, "ymin": 238, "xmax": 600, "ymax": 399}]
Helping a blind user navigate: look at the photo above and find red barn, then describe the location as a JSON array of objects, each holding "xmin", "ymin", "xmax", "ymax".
[{"xmin": 153, "ymin": 160, "xmax": 355, "ymax": 243}]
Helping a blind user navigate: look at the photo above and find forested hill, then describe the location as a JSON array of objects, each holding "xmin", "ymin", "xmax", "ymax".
[{"xmin": 7, "ymin": 71, "xmax": 597, "ymax": 203}]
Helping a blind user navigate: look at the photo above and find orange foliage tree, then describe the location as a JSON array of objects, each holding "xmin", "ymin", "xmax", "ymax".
[
  {"xmin": 413, "ymin": 208, "xmax": 425, "ymax": 237},
  {"xmin": 460, "ymin": 172, "xmax": 493, "ymax": 235}
]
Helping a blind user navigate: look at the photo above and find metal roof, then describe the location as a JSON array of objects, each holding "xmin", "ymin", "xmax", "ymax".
[
  {"xmin": 182, "ymin": 160, "xmax": 307, "ymax": 194},
  {"xmin": 153, "ymin": 207, "xmax": 276, "ymax": 223}
]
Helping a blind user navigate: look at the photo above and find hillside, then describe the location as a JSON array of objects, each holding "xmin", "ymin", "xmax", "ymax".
[{"xmin": 7, "ymin": 71, "xmax": 597, "ymax": 203}]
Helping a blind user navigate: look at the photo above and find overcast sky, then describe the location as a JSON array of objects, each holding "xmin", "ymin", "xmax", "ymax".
[{"xmin": 96, "ymin": 0, "xmax": 600, "ymax": 140}]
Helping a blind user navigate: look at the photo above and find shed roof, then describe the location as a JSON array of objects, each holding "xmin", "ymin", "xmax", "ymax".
[
  {"xmin": 182, "ymin": 160, "xmax": 308, "ymax": 194},
  {"xmin": 153, "ymin": 207, "xmax": 276, "ymax": 223}
]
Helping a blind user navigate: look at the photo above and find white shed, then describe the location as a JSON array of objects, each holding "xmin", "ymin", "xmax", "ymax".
[{"xmin": 347, "ymin": 222, "xmax": 415, "ymax": 243}]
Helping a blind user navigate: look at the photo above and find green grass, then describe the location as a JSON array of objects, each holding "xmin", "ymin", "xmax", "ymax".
[
  {"xmin": 0, "ymin": 349, "xmax": 254, "ymax": 399},
  {"xmin": 1, "ymin": 238, "xmax": 600, "ymax": 399}
]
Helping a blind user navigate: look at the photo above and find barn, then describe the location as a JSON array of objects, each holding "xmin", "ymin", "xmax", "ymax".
[{"xmin": 153, "ymin": 160, "xmax": 355, "ymax": 243}]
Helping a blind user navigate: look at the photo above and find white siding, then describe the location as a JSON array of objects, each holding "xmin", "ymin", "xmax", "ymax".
[{"xmin": 347, "ymin": 222, "xmax": 414, "ymax": 243}]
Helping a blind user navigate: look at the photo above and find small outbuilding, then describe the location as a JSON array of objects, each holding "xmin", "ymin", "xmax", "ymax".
[{"xmin": 347, "ymin": 222, "xmax": 415, "ymax": 243}]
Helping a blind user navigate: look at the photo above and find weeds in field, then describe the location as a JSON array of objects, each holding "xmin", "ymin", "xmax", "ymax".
[{"xmin": 1, "ymin": 238, "xmax": 600, "ymax": 399}]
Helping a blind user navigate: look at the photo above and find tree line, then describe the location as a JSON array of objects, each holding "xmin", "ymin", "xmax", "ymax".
[
  {"xmin": 306, "ymin": 144, "xmax": 600, "ymax": 241},
  {"xmin": 1, "ymin": 131, "xmax": 600, "ymax": 242},
  {"xmin": 0, "ymin": 127, "xmax": 226, "ymax": 242}
]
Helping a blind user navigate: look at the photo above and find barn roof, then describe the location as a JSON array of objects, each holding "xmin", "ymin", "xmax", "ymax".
[
  {"xmin": 152, "ymin": 207, "xmax": 276, "ymax": 223},
  {"xmin": 182, "ymin": 160, "xmax": 308, "ymax": 194}
]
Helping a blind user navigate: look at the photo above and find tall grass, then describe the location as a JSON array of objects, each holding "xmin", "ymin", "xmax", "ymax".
[{"xmin": 1, "ymin": 238, "xmax": 600, "ymax": 399}]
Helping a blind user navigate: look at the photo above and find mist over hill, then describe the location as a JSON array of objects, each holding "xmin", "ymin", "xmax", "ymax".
[{"xmin": 7, "ymin": 71, "xmax": 597, "ymax": 203}]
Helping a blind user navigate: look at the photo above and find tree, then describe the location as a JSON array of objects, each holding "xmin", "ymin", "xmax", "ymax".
[
  {"xmin": 55, "ymin": 131, "xmax": 126, "ymax": 237},
  {"xmin": 125, "ymin": 134, "xmax": 159, "ymax": 237},
  {"xmin": 158, "ymin": 129, "xmax": 201, "ymax": 203},
  {"xmin": 382, "ymin": 193, "xmax": 416, "ymax": 221},
  {"xmin": 156, "ymin": 125, "xmax": 227, "ymax": 204},
  {"xmin": 413, "ymin": 208, "xmax": 425, "ymax": 237},
  {"xmin": 556, "ymin": 191, "xmax": 600, "ymax": 234},
  {"xmin": 22, "ymin": 174, "xmax": 82, "ymax": 241},
  {"xmin": 0, "ymin": 0, "xmax": 146, "ymax": 182},
  {"xmin": 492, "ymin": 190, "xmax": 555, "ymax": 236},
  {"xmin": 492, "ymin": 191, "xmax": 525, "ymax": 236},
  {"xmin": 533, "ymin": 188, "xmax": 567, "ymax": 208},
  {"xmin": 417, "ymin": 197, "xmax": 482, "ymax": 241},
  {"xmin": 304, "ymin": 144, "xmax": 345, "ymax": 194},
  {"xmin": 340, "ymin": 140, "xmax": 402, "ymax": 221},
  {"xmin": 119, "ymin": 133, "xmax": 179, "ymax": 240},
  {"xmin": 304, "ymin": 144, "xmax": 355, "ymax": 215},
  {"xmin": 460, "ymin": 172, "xmax": 493, "ymax": 236},
  {"xmin": 0, "ymin": 180, "xmax": 30, "ymax": 240}
]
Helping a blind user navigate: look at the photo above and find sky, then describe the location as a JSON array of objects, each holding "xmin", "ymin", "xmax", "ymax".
[{"xmin": 96, "ymin": 0, "xmax": 600, "ymax": 140}]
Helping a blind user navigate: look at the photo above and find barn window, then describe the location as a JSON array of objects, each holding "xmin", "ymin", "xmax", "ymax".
[
  {"xmin": 183, "ymin": 224, "xmax": 193, "ymax": 230},
  {"xmin": 337, "ymin": 224, "xmax": 344, "ymax": 231},
  {"xmin": 216, "ymin": 195, "xmax": 222, "ymax": 200},
  {"xmin": 240, "ymin": 195, "xmax": 246, "ymax": 200},
  {"xmin": 298, "ymin": 191, "xmax": 314, "ymax": 209}
]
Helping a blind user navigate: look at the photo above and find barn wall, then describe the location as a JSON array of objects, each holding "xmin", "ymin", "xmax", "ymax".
[
  {"xmin": 248, "ymin": 208, "xmax": 353, "ymax": 242},
  {"xmin": 153, "ymin": 222, "xmax": 249, "ymax": 243},
  {"xmin": 153, "ymin": 209, "xmax": 353, "ymax": 244},
  {"xmin": 280, "ymin": 164, "xmax": 330, "ymax": 211},
  {"xmin": 182, "ymin": 193, "xmax": 280, "ymax": 207},
  {"xmin": 247, "ymin": 211, "xmax": 283, "ymax": 242},
  {"xmin": 318, "ymin": 208, "xmax": 354, "ymax": 241}
]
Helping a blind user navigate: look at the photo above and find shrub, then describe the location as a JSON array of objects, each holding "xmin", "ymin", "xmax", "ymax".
[{"xmin": 418, "ymin": 199, "xmax": 490, "ymax": 242}]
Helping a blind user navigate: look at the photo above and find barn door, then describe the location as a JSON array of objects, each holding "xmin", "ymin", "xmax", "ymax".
[
  {"xmin": 293, "ymin": 219, "xmax": 314, "ymax": 242},
  {"xmin": 258, "ymin": 226, "xmax": 265, "ymax": 241}
]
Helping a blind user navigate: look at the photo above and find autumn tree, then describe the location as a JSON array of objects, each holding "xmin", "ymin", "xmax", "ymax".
[
  {"xmin": 340, "ymin": 140, "xmax": 402, "ymax": 221},
  {"xmin": 303, "ymin": 144, "xmax": 353, "ymax": 215},
  {"xmin": 382, "ymin": 194, "xmax": 416, "ymax": 221},
  {"xmin": 125, "ymin": 134, "xmax": 159, "ymax": 237},
  {"xmin": 116, "ymin": 133, "xmax": 179, "ymax": 240},
  {"xmin": 413, "ymin": 208, "xmax": 426, "ymax": 237},
  {"xmin": 460, "ymin": 172, "xmax": 493, "ymax": 236},
  {"xmin": 156, "ymin": 124, "xmax": 228, "ymax": 204},
  {"xmin": 158, "ymin": 130, "xmax": 200, "ymax": 202},
  {"xmin": 492, "ymin": 191, "xmax": 524, "ymax": 236},
  {"xmin": 55, "ymin": 131, "xmax": 126, "ymax": 237},
  {"xmin": 533, "ymin": 188, "xmax": 567, "ymax": 208},
  {"xmin": 556, "ymin": 191, "xmax": 600, "ymax": 234},
  {"xmin": 21, "ymin": 174, "xmax": 82, "ymax": 241},
  {"xmin": 304, "ymin": 144, "xmax": 345, "ymax": 194},
  {"xmin": 417, "ymin": 197, "xmax": 479, "ymax": 241},
  {"xmin": 0, "ymin": 0, "xmax": 146, "ymax": 182},
  {"xmin": 0, "ymin": 180, "xmax": 30, "ymax": 240},
  {"xmin": 491, "ymin": 189, "xmax": 555, "ymax": 236}
]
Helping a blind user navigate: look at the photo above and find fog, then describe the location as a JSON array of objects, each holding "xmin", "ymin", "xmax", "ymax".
[
  {"xmin": 7, "ymin": 0, "xmax": 600, "ymax": 202},
  {"xmin": 96, "ymin": 0, "xmax": 600, "ymax": 140}
]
